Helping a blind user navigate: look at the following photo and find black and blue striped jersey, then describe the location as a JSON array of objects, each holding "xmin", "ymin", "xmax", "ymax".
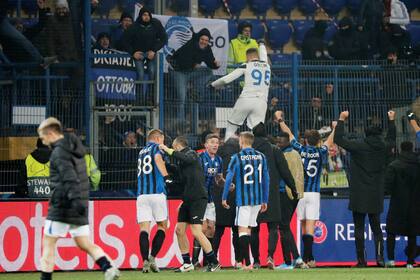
[
  {"xmin": 137, "ymin": 142, "xmax": 166, "ymax": 196},
  {"xmin": 199, "ymin": 151, "xmax": 223, "ymax": 203},
  {"xmin": 223, "ymin": 148, "xmax": 269, "ymax": 206},
  {"xmin": 291, "ymin": 139, "xmax": 328, "ymax": 193}
]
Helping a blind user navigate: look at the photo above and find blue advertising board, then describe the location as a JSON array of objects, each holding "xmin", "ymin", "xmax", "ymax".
[{"xmin": 313, "ymin": 198, "xmax": 420, "ymax": 264}]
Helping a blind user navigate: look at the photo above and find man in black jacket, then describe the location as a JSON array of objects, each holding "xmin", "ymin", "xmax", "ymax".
[
  {"xmin": 384, "ymin": 141, "xmax": 420, "ymax": 268},
  {"xmin": 160, "ymin": 137, "xmax": 220, "ymax": 272},
  {"xmin": 120, "ymin": 6, "xmax": 167, "ymax": 81},
  {"xmin": 334, "ymin": 110, "xmax": 396, "ymax": 267},
  {"xmin": 37, "ymin": 117, "xmax": 119, "ymax": 280},
  {"xmin": 328, "ymin": 17, "xmax": 361, "ymax": 60},
  {"xmin": 167, "ymin": 28, "xmax": 220, "ymax": 128},
  {"xmin": 249, "ymin": 123, "xmax": 298, "ymax": 269}
]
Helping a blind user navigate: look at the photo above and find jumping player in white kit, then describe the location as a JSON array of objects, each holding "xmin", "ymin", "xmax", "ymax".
[{"xmin": 211, "ymin": 41, "xmax": 270, "ymax": 141}]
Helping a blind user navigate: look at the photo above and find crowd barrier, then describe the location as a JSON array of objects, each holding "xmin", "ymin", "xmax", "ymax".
[{"xmin": 0, "ymin": 198, "xmax": 418, "ymax": 272}]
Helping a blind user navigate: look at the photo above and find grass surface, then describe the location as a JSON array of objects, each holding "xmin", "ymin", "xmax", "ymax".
[{"xmin": 2, "ymin": 268, "xmax": 420, "ymax": 280}]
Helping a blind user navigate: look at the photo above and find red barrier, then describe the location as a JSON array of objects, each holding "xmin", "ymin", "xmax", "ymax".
[{"xmin": 0, "ymin": 200, "xmax": 297, "ymax": 272}]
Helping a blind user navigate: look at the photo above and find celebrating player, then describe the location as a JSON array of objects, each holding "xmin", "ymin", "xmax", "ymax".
[
  {"xmin": 160, "ymin": 137, "xmax": 221, "ymax": 272},
  {"xmin": 37, "ymin": 118, "xmax": 120, "ymax": 280},
  {"xmin": 278, "ymin": 112, "xmax": 336, "ymax": 268},
  {"xmin": 137, "ymin": 129, "xmax": 171, "ymax": 273},
  {"xmin": 192, "ymin": 134, "xmax": 224, "ymax": 267},
  {"xmin": 222, "ymin": 132, "xmax": 269, "ymax": 271},
  {"xmin": 211, "ymin": 41, "xmax": 270, "ymax": 141}
]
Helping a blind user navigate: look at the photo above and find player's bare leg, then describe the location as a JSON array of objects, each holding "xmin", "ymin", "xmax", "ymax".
[
  {"xmin": 40, "ymin": 235, "xmax": 58, "ymax": 279},
  {"xmin": 301, "ymin": 220, "xmax": 316, "ymax": 268},
  {"xmin": 238, "ymin": 226, "xmax": 252, "ymax": 270},
  {"xmin": 149, "ymin": 220, "xmax": 168, "ymax": 272},
  {"xmin": 175, "ymin": 222, "xmax": 194, "ymax": 272},
  {"xmin": 191, "ymin": 224, "xmax": 220, "ymax": 271},
  {"xmin": 74, "ymin": 236, "xmax": 120, "ymax": 280}
]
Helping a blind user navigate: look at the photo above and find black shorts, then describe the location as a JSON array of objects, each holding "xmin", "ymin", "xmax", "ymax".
[{"xmin": 178, "ymin": 199, "xmax": 207, "ymax": 225}]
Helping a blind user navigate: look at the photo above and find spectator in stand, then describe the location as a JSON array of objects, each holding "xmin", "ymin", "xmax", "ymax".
[
  {"xmin": 110, "ymin": 12, "xmax": 133, "ymax": 49},
  {"xmin": 328, "ymin": 17, "xmax": 361, "ymax": 60},
  {"xmin": 45, "ymin": 0, "xmax": 78, "ymax": 62},
  {"xmin": 228, "ymin": 21, "xmax": 258, "ymax": 65},
  {"xmin": 302, "ymin": 21, "xmax": 330, "ymax": 60},
  {"xmin": 94, "ymin": 32, "xmax": 111, "ymax": 50},
  {"xmin": 358, "ymin": 0, "xmax": 384, "ymax": 58},
  {"xmin": 380, "ymin": 24, "xmax": 412, "ymax": 60},
  {"xmin": 123, "ymin": 131, "xmax": 138, "ymax": 149},
  {"xmin": 167, "ymin": 28, "xmax": 220, "ymax": 130},
  {"xmin": 300, "ymin": 97, "xmax": 328, "ymax": 131},
  {"xmin": 0, "ymin": 0, "xmax": 56, "ymax": 67},
  {"xmin": 384, "ymin": 0, "xmax": 410, "ymax": 27},
  {"xmin": 120, "ymin": 7, "xmax": 167, "ymax": 81}
]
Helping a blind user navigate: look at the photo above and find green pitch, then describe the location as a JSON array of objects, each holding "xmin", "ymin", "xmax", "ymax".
[{"xmin": 1, "ymin": 268, "xmax": 419, "ymax": 280}]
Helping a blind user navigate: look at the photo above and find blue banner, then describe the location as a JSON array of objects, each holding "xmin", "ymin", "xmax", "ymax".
[
  {"xmin": 313, "ymin": 198, "xmax": 420, "ymax": 263},
  {"xmin": 91, "ymin": 49, "xmax": 137, "ymax": 100}
]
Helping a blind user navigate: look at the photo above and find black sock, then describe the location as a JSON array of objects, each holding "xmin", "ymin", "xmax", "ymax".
[
  {"xmin": 302, "ymin": 234, "xmax": 313, "ymax": 262},
  {"xmin": 139, "ymin": 231, "xmax": 150, "ymax": 262},
  {"xmin": 192, "ymin": 239, "xmax": 201, "ymax": 263},
  {"xmin": 40, "ymin": 272, "xmax": 52, "ymax": 280},
  {"xmin": 386, "ymin": 233, "xmax": 396, "ymax": 261},
  {"xmin": 95, "ymin": 256, "xmax": 112, "ymax": 272},
  {"xmin": 151, "ymin": 230, "xmax": 166, "ymax": 257},
  {"xmin": 250, "ymin": 226, "xmax": 260, "ymax": 264},
  {"xmin": 239, "ymin": 235, "xmax": 251, "ymax": 266},
  {"xmin": 182, "ymin": 253, "xmax": 191, "ymax": 264},
  {"xmin": 203, "ymin": 238, "xmax": 213, "ymax": 265},
  {"xmin": 205, "ymin": 250, "xmax": 218, "ymax": 265}
]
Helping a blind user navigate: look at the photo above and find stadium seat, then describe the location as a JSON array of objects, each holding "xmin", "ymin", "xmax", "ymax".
[
  {"xmin": 92, "ymin": 19, "xmax": 119, "ymax": 38},
  {"xmin": 224, "ymin": 0, "xmax": 247, "ymax": 18},
  {"xmin": 266, "ymin": 20, "xmax": 293, "ymax": 50},
  {"xmin": 238, "ymin": 19, "xmax": 266, "ymax": 40},
  {"xmin": 249, "ymin": 0, "xmax": 272, "ymax": 17},
  {"xmin": 96, "ymin": 0, "xmax": 116, "ymax": 18},
  {"xmin": 298, "ymin": 0, "xmax": 318, "ymax": 15},
  {"xmin": 199, "ymin": 0, "xmax": 222, "ymax": 17},
  {"xmin": 273, "ymin": 0, "xmax": 298, "ymax": 15},
  {"xmin": 346, "ymin": 0, "xmax": 362, "ymax": 15},
  {"xmin": 293, "ymin": 20, "xmax": 314, "ymax": 46},
  {"xmin": 228, "ymin": 20, "xmax": 238, "ymax": 40},
  {"xmin": 321, "ymin": 0, "xmax": 346, "ymax": 15},
  {"xmin": 324, "ymin": 21, "xmax": 338, "ymax": 42},
  {"xmin": 407, "ymin": 23, "xmax": 420, "ymax": 46}
]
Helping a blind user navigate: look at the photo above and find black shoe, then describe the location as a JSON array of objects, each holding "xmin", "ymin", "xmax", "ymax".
[
  {"xmin": 352, "ymin": 261, "xmax": 368, "ymax": 268},
  {"xmin": 376, "ymin": 257, "xmax": 385, "ymax": 268}
]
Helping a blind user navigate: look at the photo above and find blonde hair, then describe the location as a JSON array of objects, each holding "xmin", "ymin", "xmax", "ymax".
[
  {"xmin": 239, "ymin": 131, "xmax": 254, "ymax": 146},
  {"xmin": 147, "ymin": 129, "xmax": 164, "ymax": 141},
  {"xmin": 38, "ymin": 117, "xmax": 63, "ymax": 134}
]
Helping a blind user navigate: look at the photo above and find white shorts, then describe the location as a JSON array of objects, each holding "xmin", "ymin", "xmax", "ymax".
[
  {"xmin": 204, "ymin": 202, "xmax": 216, "ymax": 222},
  {"xmin": 229, "ymin": 97, "xmax": 267, "ymax": 129},
  {"xmin": 43, "ymin": 220, "xmax": 90, "ymax": 238},
  {"xmin": 235, "ymin": 205, "xmax": 261, "ymax": 227},
  {"xmin": 297, "ymin": 192, "xmax": 320, "ymax": 221},
  {"xmin": 137, "ymin": 193, "xmax": 168, "ymax": 223}
]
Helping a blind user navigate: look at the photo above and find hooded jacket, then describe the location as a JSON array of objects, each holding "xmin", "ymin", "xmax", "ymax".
[
  {"xmin": 302, "ymin": 21, "xmax": 328, "ymax": 60},
  {"xmin": 328, "ymin": 18, "xmax": 361, "ymax": 60},
  {"xmin": 385, "ymin": 151, "xmax": 420, "ymax": 235},
  {"xmin": 120, "ymin": 7, "xmax": 167, "ymax": 55},
  {"xmin": 334, "ymin": 120, "xmax": 396, "ymax": 213},
  {"xmin": 47, "ymin": 133, "xmax": 90, "ymax": 225},
  {"xmin": 169, "ymin": 28, "xmax": 219, "ymax": 71}
]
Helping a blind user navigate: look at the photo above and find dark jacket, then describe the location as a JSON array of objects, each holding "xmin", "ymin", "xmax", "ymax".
[
  {"xmin": 172, "ymin": 147, "xmax": 207, "ymax": 202},
  {"xmin": 120, "ymin": 7, "xmax": 167, "ymax": 55},
  {"xmin": 334, "ymin": 120, "xmax": 396, "ymax": 214},
  {"xmin": 253, "ymin": 136, "xmax": 296, "ymax": 223},
  {"xmin": 18, "ymin": 139, "xmax": 51, "ymax": 197},
  {"xmin": 328, "ymin": 18, "xmax": 361, "ymax": 60},
  {"xmin": 358, "ymin": 0, "xmax": 384, "ymax": 32},
  {"xmin": 47, "ymin": 133, "xmax": 89, "ymax": 225},
  {"xmin": 302, "ymin": 21, "xmax": 328, "ymax": 60},
  {"xmin": 215, "ymin": 137, "xmax": 239, "ymax": 226},
  {"xmin": 385, "ymin": 151, "xmax": 420, "ymax": 236},
  {"xmin": 168, "ymin": 28, "xmax": 219, "ymax": 71},
  {"xmin": 46, "ymin": 14, "xmax": 78, "ymax": 61}
]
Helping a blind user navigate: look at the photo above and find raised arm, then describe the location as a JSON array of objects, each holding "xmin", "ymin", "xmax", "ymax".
[
  {"xmin": 385, "ymin": 111, "xmax": 396, "ymax": 154},
  {"xmin": 258, "ymin": 41, "xmax": 268, "ymax": 63},
  {"xmin": 159, "ymin": 144, "xmax": 197, "ymax": 165},
  {"xmin": 211, "ymin": 67, "xmax": 245, "ymax": 88},
  {"xmin": 323, "ymin": 121, "xmax": 337, "ymax": 148},
  {"xmin": 333, "ymin": 111, "xmax": 361, "ymax": 152},
  {"xmin": 407, "ymin": 112, "xmax": 420, "ymax": 133},
  {"xmin": 276, "ymin": 111, "xmax": 295, "ymax": 141}
]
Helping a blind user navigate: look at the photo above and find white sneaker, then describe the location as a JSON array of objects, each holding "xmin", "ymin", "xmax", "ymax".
[
  {"xmin": 149, "ymin": 256, "xmax": 160, "ymax": 273},
  {"xmin": 142, "ymin": 260, "xmax": 151, "ymax": 273},
  {"xmin": 104, "ymin": 267, "xmax": 120, "ymax": 280},
  {"xmin": 175, "ymin": 263, "xmax": 194, "ymax": 273}
]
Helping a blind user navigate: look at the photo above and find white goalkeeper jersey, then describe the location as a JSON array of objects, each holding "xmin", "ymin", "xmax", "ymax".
[{"xmin": 211, "ymin": 44, "xmax": 271, "ymax": 101}]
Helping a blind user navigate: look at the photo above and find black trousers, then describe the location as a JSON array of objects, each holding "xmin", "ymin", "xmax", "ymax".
[
  {"xmin": 213, "ymin": 225, "xmax": 240, "ymax": 262},
  {"xmin": 279, "ymin": 193, "xmax": 300, "ymax": 264},
  {"xmin": 386, "ymin": 233, "xmax": 417, "ymax": 265},
  {"xmin": 352, "ymin": 212, "xmax": 384, "ymax": 261}
]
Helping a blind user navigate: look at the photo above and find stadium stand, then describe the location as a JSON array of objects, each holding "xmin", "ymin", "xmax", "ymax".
[
  {"xmin": 249, "ymin": 0, "xmax": 272, "ymax": 18},
  {"xmin": 298, "ymin": 0, "xmax": 318, "ymax": 16},
  {"xmin": 321, "ymin": 0, "xmax": 347, "ymax": 16},
  {"xmin": 273, "ymin": 0, "xmax": 298, "ymax": 15},
  {"xmin": 198, "ymin": 0, "xmax": 222, "ymax": 17},
  {"xmin": 266, "ymin": 20, "xmax": 293, "ymax": 51},
  {"xmin": 224, "ymin": 0, "xmax": 247, "ymax": 18},
  {"xmin": 293, "ymin": 19, "xmax": 314, "ymax": 46}
]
